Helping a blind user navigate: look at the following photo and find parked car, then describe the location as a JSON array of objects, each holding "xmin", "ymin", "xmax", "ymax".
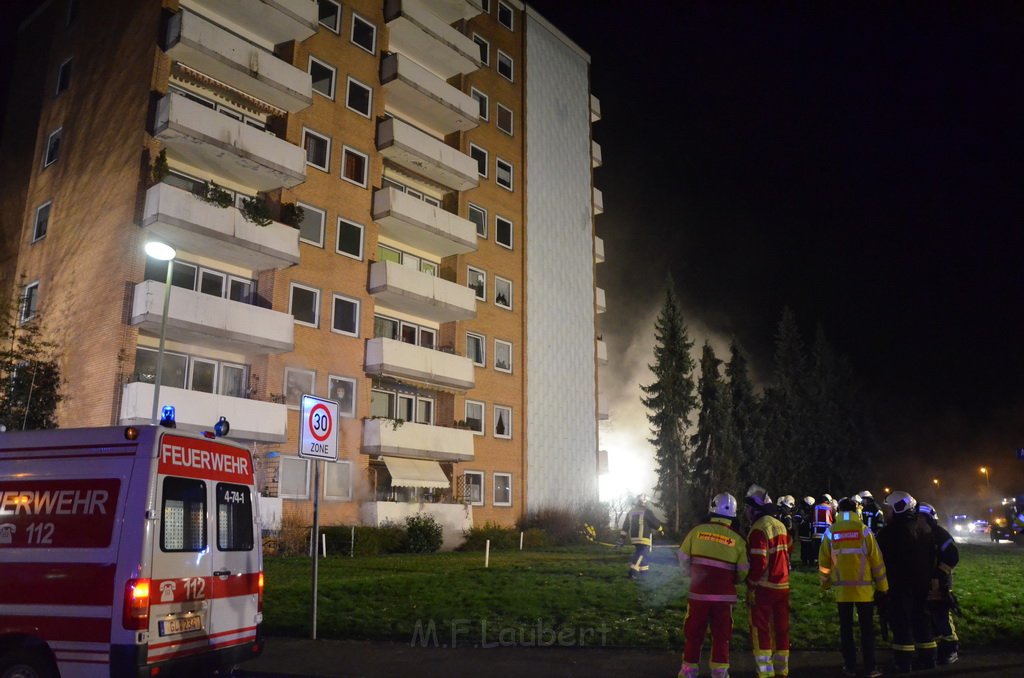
[{"xmin": 970, "ymin": 519, "xmax": 990, "ymax": 534}]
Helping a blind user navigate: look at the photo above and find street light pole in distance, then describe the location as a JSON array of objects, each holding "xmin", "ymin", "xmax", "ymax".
[{"xmin": 144, "ymin": 240, "xmax": 176, "ymax": 424}]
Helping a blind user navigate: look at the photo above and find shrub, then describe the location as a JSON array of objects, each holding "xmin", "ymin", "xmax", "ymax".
[
  {"xmin": 151, "ymin": 148, "xmax": 168, "ymax": 184},
  {"xmin": 519, "ymin": 501, "xmax": 612, "ymax": 546},
  {"xmin": 200, "ymin": 182, "xmax": 233, "ymax": 208},
  {"xmin": 240, "ymin": 196, "xmax": 273, "ymax": 226},
  {"xmin": 405, "ymin": 514, "xmax": 443, "ymax": 553},
  {"xmin": 280, "ymin": 202, "xmax": 305, "ymax": 228},
  {"xmin": 277, "ymin": 510, "xmax": 311, "ymax": 556},
  {"xmin": 459, "ymin": 523, "xmax": 552, "ymax": 551},
  {"xmin": 320, "ymin": 523, "xmax": 407, "ymax": 557}
]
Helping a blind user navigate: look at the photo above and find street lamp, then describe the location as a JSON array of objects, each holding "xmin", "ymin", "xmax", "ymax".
[
  {"xmin": 144, "ymin": 240, "xmax": 176, "ymax": 424},
  {"xmin": 980, "ymin": 466, "xmax": 990, "ymax": 487},
  {"xmin": 933, "ymin": 478, "xmax": 940, "ymax": 489}
]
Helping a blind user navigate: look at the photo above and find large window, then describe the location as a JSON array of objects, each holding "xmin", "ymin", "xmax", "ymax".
[
  {"xmin": 496, "ymin": 216, "xmax": 513, "ymax": 249},
  {"xmin": 465, "ymin": 400, "xmax": 484, "ymax": 435},
  {"xmin": 43, "ymin": 127, "xmax": 62, "ymax": 167},
  {"xmin": 468, "ymin": 203, "xmax": 487, "ymax": 238},
  {"xmin": 466, "ymin": 332, "xmax": 485, "ymax": 366},
  {"xmin": 493, "ymin": 473, "xmax": 512, "ymax": 506},
  {"xmin": 497, "ymin": 103, "xmax": 513, "ymax": 136},
  {"xmin": 33, "ymin": 202, "xmax": 51, "ymax": 241},
  {"xmin": 467, "ymin": 266, "xmax": 486, "ymax": 301},
  {"xmin": 144, "ymin": 258, "xmax": 255, "ymax": 304},
  {"xmin": 332, "ymin": 293, "xmax": 360, "ymax": 336},
  {"xmin": 289, "ymin": 283, "xmax": 320, "ymax": 327},
  {"xmin": 494, "ymin": 339, "xmax": 512, "ymax": 373},
  {"xmin": 280, "ymin": 455, "xmax": 310, "ymax": 499},
  {"xmin": 473, "ymin": 34, "xmax": 489, "ymax": 66},
  {"xmin": 309, "ymin": 56, "xmax": 336, "ymax": 99},
  {"xmin": 342, "ymin": 146, "xmax": 369, "ymax": 187},
  {"xmin": 161, "ymin": 477, "xmax": 206, "ymax": 552},
  {"xmin": 297, "ymin": 202, "xmax": 325, "ymax": 247},
  {"xmin": 303, "ymin": 128, "xmax": 331, "ymax": 171},
  {"xmin": 133, "ymin": 347, "xmax": 247, "ymax": 398},
  {"xmin": 284, "ymin": 367, "xmax": 315, "ymax": 408},
  {"xmin": 497, "ymin": 1, "xmax": 514, "ymax": 30},
  {"xmin": 376, "ymin": 244, "xmax": 438, "ymax": 276},
  {"xmin": 20, "ymin": 282, "xmax": 39, "ymax": 323},
  {"xmin": 318, "ymin": 0, "xmax": 340, "ymax": 32},
  {"xmin": 494, "ymin": 405, "xmax": 512, "ymax": 439},
  {"xmin": 469, "ymin": 144, "xmax": 487, "ymax": 177},
  {"xmin": 216, "ymin": 483, "xmax": 254, "ymax": 551},
  {"xmin": 337, "ymin": 217, "xmax": 364, "ymax": 259},
  {"xmin": 56, "ymin": 58, "xmax": 72, "ymax": 95},
  {"xmin": 329, "ymin": 375, "xmax": 357, "ymax": 417},
  {"xmin": 324, "ymin": 461, "xmax": 352, "ymax": 500},
  {"xmin": 371, "ymin": 388, "xmax": 434, "ymax": 424},
  {"xmin": 471, "ymin": 88, "xmax": 488, "ymax": 121},
  {"xmin": 346, "ymin": 77, "xmax": 372, "ymax": 118},
  {"xmin": 351, "ymin": 13, "xmax": 376, "ymax": 53},
  {"xmin": 374, "ymin": 314, "xmax": 436, "ymax": 348},
  {"xmin": 464, "ymin": 471, "xmax": 483, "ymax": 506},
  {"xmin": 497, "ymin": 50, "xmax": 514, "ymax": 81}
]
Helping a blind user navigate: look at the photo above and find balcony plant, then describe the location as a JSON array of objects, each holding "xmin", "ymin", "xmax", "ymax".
[
  {"xmin": 280, "ymin": 202, "xmax": 305, "ymax": 228},
  {"xmin": 240, "ymin": 196, "xmax": 273, "ymax": 226},
  {"xmin": 200, "ymin": 182, "xmax": 233, "ymax": 208},
  {"xmin": 151, "ymin": 148, "xmax": 169, "ymax": 184}
]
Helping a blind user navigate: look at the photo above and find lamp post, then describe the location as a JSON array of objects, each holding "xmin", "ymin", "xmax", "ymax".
[
  {"xmin": 145, "ymin": 241, "xmax": 176, "ymax": 424},
  {"xmin": 933, "ymin": 477, "xmax": 940, "ymax": 489},
  {"xmin": 980, "ymin": 466, "xmax": 990, "ymax": 487}
]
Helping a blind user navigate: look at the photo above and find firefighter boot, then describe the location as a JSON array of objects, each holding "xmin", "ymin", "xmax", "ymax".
[
  {"xmin": 938, "ymin": 639, "xmax": 959, "ymax": 664},
  {"xmin": 913, "ymin": 643, "xmax": 937, "ymax": 671},
  {"xmin": 892, "ymin": 646, "xmax": 914, "ymax": 674},
  {"xmin": 677, "ymin": 662, "xmax": 699, "ymax": 678},
  {"xmin": 773, "ymin": 650, "xmax": 790, "ymax": 677},
  {"xmin": 710, "ymin": 667, "xmax": 730, "ymax": 678}
]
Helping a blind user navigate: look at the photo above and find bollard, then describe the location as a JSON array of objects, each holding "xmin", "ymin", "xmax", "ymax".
[
  {"xmin": 350, "ymin": 525, "xmax": 355, "ymax": 558},
  {"xmin": 321, "ymin": 533, "xmax": 326, "ymax": 558},
  {"xmin": 485, "ymin": 539, "xmax": 490, "ymax": 568},
  {"xmin": 519, "ymin": 531, "xmax": 524, "ymax": 551}
]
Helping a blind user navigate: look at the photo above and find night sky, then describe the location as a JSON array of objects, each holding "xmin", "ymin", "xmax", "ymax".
[{"xmin": 528, "ymin": 1, "xmax": 1024, "ymax": 504}]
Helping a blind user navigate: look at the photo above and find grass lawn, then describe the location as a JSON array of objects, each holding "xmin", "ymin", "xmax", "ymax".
[{"xmin": 263, "ymin": 541, "xmax": 1024, "ymax": 650}]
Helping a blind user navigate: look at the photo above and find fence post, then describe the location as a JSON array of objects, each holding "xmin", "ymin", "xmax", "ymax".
[
  {"xmin": 519, "ymin": 531, "xmax": 524, "ymax": 551},
  {"xmin": 350, "ymin": 525, "xmax": 355, "ymax": 558},
  {"xmin": 485, "ymin": 539, "xmax": 490, "ymax": 568}
]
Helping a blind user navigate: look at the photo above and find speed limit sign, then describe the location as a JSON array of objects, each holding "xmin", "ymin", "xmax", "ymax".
[{"xmin": 299, "ymin": 394, "xmax": 339, "ymax": 461}]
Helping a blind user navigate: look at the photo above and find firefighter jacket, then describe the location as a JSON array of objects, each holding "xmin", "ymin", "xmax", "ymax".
[
  {"xmin": 812, "ymin": 502, "xmax": 834, "ymax": 538},
  {"xmin": 877, "ymin": 512, "xmax": 936, "ymax": 597},
  {"xmin": 678, "ymin": 516, "xmax": 749, "ymax": 603},
  {"xmin": 747, "ymin": 513, "xmax": 792, "ymax": 590},
  {"xmin": 622, "ymin": 506, "xmax": 663, "ymax": 546},
  {"xmin": 818, "ymin": 511, "xmax": 889, "ymax": 603},
  {"xmin": 861, "ymin": 498, "xmax": 885, "ymax": 533}
]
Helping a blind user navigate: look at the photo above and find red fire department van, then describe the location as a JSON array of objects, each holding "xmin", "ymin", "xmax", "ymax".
[{"xmin": 0, "ymin": 425, "xmax": 264, "ymax": 677}]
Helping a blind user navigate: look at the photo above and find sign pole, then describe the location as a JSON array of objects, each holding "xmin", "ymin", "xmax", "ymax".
[{"xmin": 311, "ymin": 459, "xmax": 320, "ymax": 640}]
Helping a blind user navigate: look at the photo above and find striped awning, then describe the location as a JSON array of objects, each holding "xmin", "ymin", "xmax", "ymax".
[{"xmin": 383, "ymin": 456, "xmax": 450, "ymax": 489}]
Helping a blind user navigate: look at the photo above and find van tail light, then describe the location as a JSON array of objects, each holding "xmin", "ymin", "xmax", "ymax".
[
  {"xmin": 123, "ymin": 578, "xmax": 151, "ymax": 630},
  {"xmin": 257, "ymin": 571, "xmax": 264, "ymax": 613}
]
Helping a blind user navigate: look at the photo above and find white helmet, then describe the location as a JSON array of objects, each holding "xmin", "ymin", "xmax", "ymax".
[
  {"xmin": 745, "ymin": 484, "xmax": 772, "ymax": 507},
  {"xmin": 886, "ymin": 490, "xmax": 916, "ymax": 515},
  {"xmin": 860, "ymin": 490, "xmax": 874, "ymax": 500},
  {"xmin": 636, "ymin": 493, "xmax": 648, "ymax": 507},
  {"xmin": 779, "ymin": 495, "xmax": 796, "ymax": 510},
  {"xmin": 823, "ymin": 493, "xmax": 834, "ymax": 503},
  {"xmin": 710, "ymin": 493, "xmax": 738, "ymax": 518},
  {"xmin": 851, "ymin": 494, "xmax": 864, "ymax": 505},
  {"xmin": 803, "ymin": 496, "xmax": 815, "ymax": 507},
  {"xmin": 918, "ymin": 502, "xmax": 937, "ymax": 521}
]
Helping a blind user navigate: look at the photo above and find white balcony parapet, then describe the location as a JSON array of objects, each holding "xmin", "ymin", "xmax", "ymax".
[
  {"xmin": 365, "ymin": 337, "xmax": 474, "ymax": 391},
  {"xmin": 373, "ymin": 188, "xmax": 476, "ymax": 257},
  {"xmin": 154, "ymin": 93, "xmax": 306, "ymax": 191},
  {"xmin": 593, "ymin": 187, "xmax": 604, "ymax": 216},
  {"xmin": 592, "ymin": 140, "xmax": 603, "ymax": 168},
  {"xmin": 369, "ymin": 261, "xmax": 476, "ymax": 323},
  {"xmin": 385, "ymin": 0, "xmax": 481, "ymax": 79},
  {"xmin": 596, "ymin": 287, "xmax": 606, "ymax": 314},
  {"xmin": 594, "ymin": 235, "xmax": 605, "ymax": 264},
  {"xmin": 380, "ymin": 52, "xmax": 479, "ymax": 135},
  {"xmin": 120, "ymin": 382, "xmax": 287, "ymax": 443},
  {"xmin": 590, "ymin": 94, "xmax": 602, "ymax": 123},
  {"xmin": 428, "ymin": 0, "xmax": 484, "ymax": 25},
  {"xmin": 362, "ymin": 418, "xmax": 475, "ymax": 462},
  {"xmin": 598, "ymin": 449, "xmax": 609, "ymax": 475},
  {"xmin": 361, "ymin": 500, "xmax": 472, "ymax": 551},
  {"xmin": 597, "ymin": 338, "xmax": 608, "ymax": 365},
  {"xmin": 181, "ymin": 0, "xmax": 318, "ymax": 45},
  {"xmin": 142, "ymin": 183, "xmax": 299, "ymax": 271},
  {"xmin": 165, "ymin": 10, "xmax": 312, "ymax": 113},
  {"xmin": 598, "ymin": 392, "xmax": 610, "ymax": 421},
  {"xmin": 377, "ymin": 117, "xmax": 478, "ymax": 191},
  {"xmin": 131, "ymin": 280, "xmax": 294, "ymax": 354}
]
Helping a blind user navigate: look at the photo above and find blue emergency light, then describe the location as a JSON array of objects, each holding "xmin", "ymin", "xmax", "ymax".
[
  {"xmin": 214, "ymin": 416, "xmax": 230, "ymax": 437},
  {"xmin": 159, "ymin": 405, "xmax": 176, "ymax": 428}
]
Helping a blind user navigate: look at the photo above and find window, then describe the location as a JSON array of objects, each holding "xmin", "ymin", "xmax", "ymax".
[
  {"xmin": 495, "ymin": 276, "xmax": 512, "ymax": 310},
  {"xmin": 498, "ymin": 1, "xmax": 514, "ymax": 30},
  {"xmin": 473, "ymin": 34, "xmax": 489, "ymax": 66},
  {"xmin": 133, "ymin": 347, "xmax": 188, "ymax": 390},
  {"xmin": 493, "ymin": 472, "xmax": 512, "ymax": 506},
  {"xmin": 309, "ymin": 56, "xmax": 336, "ymax": 99},
  {"xmin": 189, "ymin": 358, "xmax": 217, "ymax": 393},
  {"xmin": 466, "ymin": 332, "xmax": 485, "ymax": 366},
  {"xmin": 303, "ymin": 128, "xmax": 331, "ymax": 172},
  {"xmin": 290, "ymin": 283, "xmax": 320, "ymax": 327},
  {"xmin": 346, "ymin": 77, "xmax": 372, "ymax": 118},
  {"xmin": 468, "ymin": 203, "xmax": 487, "ymax": 238},
  {"xmin": 318, "ymin": 0, "xmax": 340, "ymax": 32},
  {"xmin": 469, "ymin": 144, "xmax": 487, "ymax": 177},
  {"xmin": 284, "ymin": 367, "xmax": 315, "ymax": 408},
  {"xmin": 216, "ymin": 483, "xmax": 254, "ymax": 551},
  {"xmin": 33, "ymin": 201, "xmax": 51, "ymax": 241},
  {"xmin": 161, "ymin": 477, "xmax": 206, "ymax": 552},
  {"xmin": 329, "ymin": 375, "xmax": 357, "ymax": 417},
  {"xmin": 144, "ymin": 258, "xmax": 255, "ymax": 303},
  {"xmin": 332, "ymin": 293, "xmax": 360, "ymax": 336},
  {"xmin": 464, "ymin": 471, "xmax": 483, "ymax": 506},
  {"xmin": 495, "ymin": 216, "xmax": 513, "ymax": 249},
  {"xmin": 280, "ymin": 455, "xmax": 310, "ymax": 499},
  {"xmin": 496, "ymin": 103, "xmax": 513, "ymax": 135},
  {"xmin": 335, "ymin": 217, "xmax": 364, "ymax": 259},
  {"xmin": 43, "ymin": 128, "xmax": 62, "ymax": 167},
  {"xmin": 370, "ymin": 389, "xmax": 394, "ymax": 418},
  {"xmin": 497, "ymin": 50, "xmax": 513, "ymax": 81},
  {"xmin": 480, "ymin": 0, "xmax": 490, "ymax": 12},
  {"xmin": 324, "ymin": 461, "xmax": 352, "ymax": 500},
  {"xmin": 494, "ymin": 406, "xmax": 512, "ymax": 439},
  {"xmin": 341, "ymin": 146, "xmax": 368, "ymax": 187},
  {"xmin": 465, "ymin": 400, "xmax": 484, "ymax": 435},
  {"xmin": 20, "ymin": 282, "xmax": 39, "ymax": 323},
  {"xmin": 220, "ymin": 363, "xmax": 247, "ymax": 398},
  {"xmin": 133, "ymin": 348, "xmax": 246, "ymax": 397},
  {"xmin": 471, "ymin": 88, "xmax": 488, "ymax": 120},
  {"xmin": 496, "ymin": 157, "xmax": 513, "ymax": 190},
  {"xmin": 351, "ymin": 13, "xmax": 376, "ymax": 53},
  {"xmin": 297, "ymin": 202, "xmax": 325, "ymax": 247},
  {"xmin": 56, "ymin": 58, "xmax": 72, "ymax": 95},
  {"xmin": 467, "ymin": 266, "xmax": 486, "ymax": 301},
  {"xmin": 494, "ymin": 339, "xmax": 512, "ymax": 373}
]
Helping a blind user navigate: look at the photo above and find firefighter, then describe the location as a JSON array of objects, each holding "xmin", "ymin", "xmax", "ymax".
[
  {"xmin": 819, "ymin": 497, "xmax": 888, "ymax": 678},
  {"xmin": 877, "ymin": 491, "xmax": 938, "ymax": 673},
  {"xmin": 918, "ymin": 502, "xmax": 960, "ymax": 664},
  {"xmin": 859, "ymin": 490, "xmax": 885, "ymax": 534},
  {"xmin": 811, "ymin": 494, "xmax": 835, "ymax": 559},
  {"xmin": 621, "ymin": 494, "xmax": 663, "ymax": 579},
  {"xmin": 677, "ymin": 493, "xmax": 749, "ymax": 678},
  {"xmin": 797, "ymin": 496, "xmax": 816, "ymax": 566},
  {"xmin": 744, "ymin": 485, "xmax": 792, "ymax": 678}
]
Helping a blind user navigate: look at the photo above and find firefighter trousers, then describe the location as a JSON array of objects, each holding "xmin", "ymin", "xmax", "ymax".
[
  {"xmin": 837, "ymin": 601, "xmax": 877, "ymax": 672},
  {"xmin": 629, "ymin": 543, "xmax": 651, "ymax": 577},
  {"xmin": 749, "ymin": 588, "xmax": 790, "ymax": 677},
  {"xmin": 682, "ymin": 599, "xmax": 734, "ymax": 673},
  {"xmin": 889, "ymin": 590, "xmax": 935, "ymax": 671},
  {"xmin": 928, "ymin": 599, "xmax": 958, "ymax": 662}
]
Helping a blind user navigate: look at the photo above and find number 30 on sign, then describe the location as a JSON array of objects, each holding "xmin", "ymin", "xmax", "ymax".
[{"xmin": 299, "ymin": 395, "xmax": 339, "ymax": 461}]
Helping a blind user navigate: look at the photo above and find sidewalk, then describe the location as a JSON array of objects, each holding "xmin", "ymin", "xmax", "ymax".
[{"xmin": 241, "ymin": 637, "xmax": 1024, "ymax": 678}]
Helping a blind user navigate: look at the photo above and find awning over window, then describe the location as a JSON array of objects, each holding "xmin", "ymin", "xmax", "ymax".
[{"xmin": 383, "ymin": 456, "xmax": 450, "ymax": 489}]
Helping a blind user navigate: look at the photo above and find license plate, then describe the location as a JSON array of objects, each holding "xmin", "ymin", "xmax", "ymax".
[{"xmin": 159, "ymin": 615, "xmax": 203, "ymax": 636}]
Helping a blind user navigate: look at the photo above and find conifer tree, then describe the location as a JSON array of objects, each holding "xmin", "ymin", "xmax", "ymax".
[
  {"xmin": 726, "ymin": 340, "xmax": 763, "ymax": 491},
  {"xmin": 760, "ymin": 307, "xmax": 810, "ymax": 491},
  {"xmin": 690, "ymin": 342, "xmax": 740, "ymax": 517},
  {"xmin": 0, "ymin": 290, "xmax": 63, "ymax": 430}
]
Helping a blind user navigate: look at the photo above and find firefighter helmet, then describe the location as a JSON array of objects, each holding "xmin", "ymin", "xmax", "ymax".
[
  {"xmin": 838, "ymin": 497, "xmax": 858, "ymax": 512},
  {"xmin": 803, "ymin": 496, "xmax": 815, "ymax": 507},
  {"xmin": 779, "ymin": 495, "xmax": 796, "ymax": 510},
  {"xmin": 886, "ymin": 490, "xmax": 916, "ymax": 515},
  {"xmin": 745, "ymin": 483, "xmax": 772, "ymax": 507},
  {"xmin": 918, "ymin": 502, "xmax": 938, "ymax": 521},
  {"xmin": 709, "ymin": 493, "xmax": 738, "ymax": 518},
  {"xmin": 860, "ymin": 490, "xmax": 874, "ymax": 500},
  {"xmin": 851, "ymin": 493, "xmax": 864, "ymax": 505},
  {"xmin": 636, "ymin": 493, "xmax": 648, "ymax": 507}
]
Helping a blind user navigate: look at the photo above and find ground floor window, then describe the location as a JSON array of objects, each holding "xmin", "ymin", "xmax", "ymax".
[
  {"xmin": 493, "ymin": 473, "xmax": 512, "ymax": 506},
  {"xmin": 464, "ymin": 471, "xmax": 484, "ymax": 506}
]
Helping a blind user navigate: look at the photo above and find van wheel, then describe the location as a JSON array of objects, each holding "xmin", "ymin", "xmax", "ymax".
[{"xmin": 0, "ymin": 649, "xmax": 56, "ymax": 678}]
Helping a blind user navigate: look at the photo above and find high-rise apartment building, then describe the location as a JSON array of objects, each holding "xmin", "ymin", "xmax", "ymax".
[{"xmin": 0, "ymin": 0, "xmax": 607, "ymax": 539}]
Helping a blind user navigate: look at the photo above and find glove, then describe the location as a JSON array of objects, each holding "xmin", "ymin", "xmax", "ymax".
[
  {"xmin": 658, "ymin": 526, "xmax": 665, "ymax": 535},
  {"xmin": 874, "ymin": 590, "xmax": 889, "ymax": 614}
]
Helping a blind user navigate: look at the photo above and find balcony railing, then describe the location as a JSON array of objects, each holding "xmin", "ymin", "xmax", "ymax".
[
  {"xmin": 365, "ymin": 337, "xmax": 474, "ymax": 391},
  {"xmin": 597, "ymin": 338, "xmax": 608, "ymax": 365},
  {"xmin": 591, "ymin": 94, "xmax": 602, "ymax": 123},
  {"xmin": 142, "ymin": 183, "xmax": 299, "ymax": 271},
  {"xmin": 369, "ymin": 260, "xmax": 476, "ymax": 323},
  {"xmin": 373, "ymin": 187, "xmax": 476, "ymax": 257},
  {"xmin": 385, "ymin": 0, "xmax": 481, "ymax": 79},
  {"xmin": 165, "ymin": 10, "xmax": 312, "ymax": 113},
  {"xmin": 380, "ymin": 52, "xmax": 479, "ymax": 135},
  {"xmin": 131, "ymin": 280, "xmax": 294, "ymax": 354},
  {"xmin": 593, "ymin": 187, "xmax": 604, "ymax": 216},
  {"xmin": 120, "ymin": 382, "xmax": 287, "ymax": 442},
  {"xmin": 596, "ymin": 287, "xmax": 606, "ymax": 314},
  {"xmin": 426, "ymin": 0, "xmax": 484, "ymax": 25},
  {"xmin": 598, "ymin": 392, "xmax": 610, "ymax": 421},
  {"xmin": 361, "ymin": 418, "xmax": 475, "ymax": 462},
  {"xmin": 592, "ymin": 140, "xmax": 603, "ymax": 168},
  {"xmin": 594, "ymin": 235, "xmax": 605, "ymax": 264},
  {"xmin": 181, "ymin": 0, "xmax": 318, "ymax": 45},
  {"xmin": 376, "ymin": 117, "xmax": 478, "ymax": 191},
  {"xmin": 153, "ymin": 93, "xmax": 306, "ymax": 191}
]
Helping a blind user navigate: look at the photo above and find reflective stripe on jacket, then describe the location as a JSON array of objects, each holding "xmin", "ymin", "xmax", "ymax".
[
  {"xmin": 622, "ymin": 507, "xmax": 661, "ymax": 546},
  {"xmin": 747, "ymin": 514, "xmax": 791, "ymax": 590},
  {"xmin": 812, "ymin": 503, "xmax": 834, "ymax": 537},
  {"xmin": 678, "ymin": 516, "xmax": 749, "ymax": 602},
  {"xmin": 818, "ymin": 511, "xmax": 889, "ymax": 602}
]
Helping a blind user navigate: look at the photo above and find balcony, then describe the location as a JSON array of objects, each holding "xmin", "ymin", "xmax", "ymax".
[
  {"xmin": 427, "ymin": 0, "xmax": 484, "ymax": 25},
  {"xmin": 361, "ymin": 500, "xmax": 471, "ymax": 551},
  {"xmin": 597, "ymin": 338, "xmax": 608, "ymax": 365},
  {"xmin": 594, "ymin": 235, "xmax": 605, "ymax": 264},
  {"xmin": 142, "ymin": 183, "xmax": 299, "ymax": 271},
  {"xmin": 598, "ymin": 392, "xmax": 610, "ymax": 421},
  {"xmin": 369, "ymin": 261, "xmax": 476, "ymax": 323},
  {"xmin": 591, "ymin": 94, "xmax": 602, "ymax": 123},
  {"xmin": 385, "ymin": 0, "xmax": 481, "ymax": 79},
  {"xmin": 154, "ymin": 93, "xmax": 306, "ymax": 191},
  {"xmin": 165, "ymin": 10, "xmax": 312, "ymax": 113},
  {"xmin": 377, "ymin": 117, "xmax": 478, "ymax": 191},
  {"xmin": 592, "ymin": 140, "xmax": 602, "ymax": 168},
  {"xmin": 181, "ymin": 0, "xmax": 318, "ymax": 45},
  {"xmin": 593, "ymin": 187, "xmax": 604, "ymax": 215},
  {"xmin": 365, "ymin": 337, "xmax": 474, "ymax": 391},
  {"xmin": 373, "ymin": 188, "xmax": 476, "ymax": 257},
  {"xmin": 131, "ymin": 280, "xmax": 294, "ymax": 354},
  {"xmin": 598, "ymin": 449, "xmax": 609, "ymax": 475},
  {"xmin": 119, "ymin": 382, "xmax": 287, "ymax": 443},
  {"xmin": 596, "ymin": 287, "xmax": 606, "ymax": 314},
  {"xmin": 380, "ymin": 52, "xmax": 478, "ymax": 135},
  {"xmin": 362, "ymin": 418, "xmax": 474, "ymax": 462}
]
